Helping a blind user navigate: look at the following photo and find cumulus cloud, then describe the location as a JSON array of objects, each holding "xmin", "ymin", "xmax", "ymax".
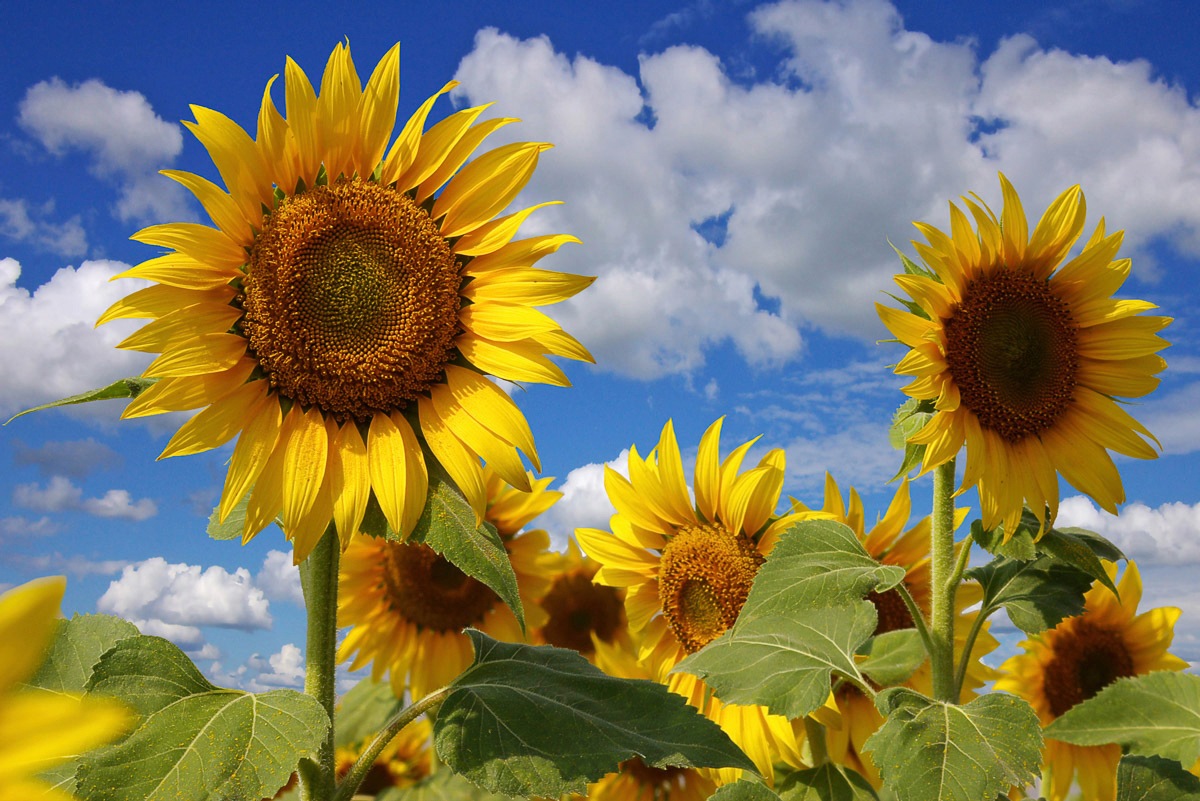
[
  {"xmin": 0, "ymin": 257, "xmax": 150, "ymax": 418},
  {"xmin": 450, "ymin": 0, "xmax": 1200, "ymax": 379},
  {"xmin": 1139, "ymin": 380, "xmax": 1200, "ymax": 456},
  {"xmin": 13, "ymin": 475, "xmax": 156, "ymax": 521},
  {"xmin": 7, "ymin": 552, "xmax": 128, "ymax": 577},
  {"xmin": 0, "ymin": 515, "xmax": 60, "ymax": 540},
  {"xmin": 13, "ymin": 437, "xmax": 122, "ymax": 479},
  {"xmin": 256, "ymin": 550, "xmax": 304, "ymax": 606},
  {"xmin": 97, "ymin": 557, "xmax": 272, "ymax": 631},
  {"xmin": 540, "ymin": 449, "xmax": 630, "ymax": 549},
  {"xmin": 18, "ymin": 77, "xmax": 189, "ymax": 224},
  {"xmin": 0, "ymin": 198, "xmax": 87, "ymax": 256},
  {"xmin": 1058, "ymin": 495, "xmax": 1200, "ymax": 565},
  {"xmin": 211, "ymin": 644, "xmax": 306, "ymax": 692}
]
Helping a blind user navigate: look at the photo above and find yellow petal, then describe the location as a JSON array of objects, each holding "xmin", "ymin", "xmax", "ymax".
[
  {"xmin": 317, "ymin": 42, "xmax": 362, "ymax": 183},
  {"xmin": 433, "ymin": 142, "xmax": 552, "ymax": 238},
  {"xmin": 113, "ymin": 253, "xmax": 241, "ymax": 290},
  {"xmin": 419, "ymin": 397, "xmax": 486, "ymax": 523},
  {"xmin": 463, "ymin": 264, "xmax": 593, "ymax": 308},
  {"xmin": 356, "ymin": 43, "xmax": 401, "ymax": 176},
  {"xmin": 218, "ymin": 395, "xmax": 283, "ymax": 522},
  {"xmin": 158, "ymin": 379, "xmax": 269, "ymax": 458},
  {"xmin": 244, "ymin": 429, "xmax": 287, "ymax": 545},
  {"xmin": 998, "ymin": 172, "xmax": 1028, "ymax": 265},
  {"xmin": 329, "ymin": 420, "xmax": 370, "ymax": 549},
  {"xmin": 876, "ymin": 303, "xmax": 938, "ymax": 348},
  {"xmin": 415, "ymin": 116, "xmax": 516, "ymax": 204},
  {"xmin": 694, "ymin": 417, "xmax": 723, "ymax": 523},
  {"xmin": 122, "ymin": 357, "xmax": 255, "ymax": 418},
  {"xmin": 430, "ymin": 384, "xmax": 529, "ymax": 492},
  {"xmin": 161, "ymin": 169, "xmax": 252, "ymax": 245},
  {"xmin": 0, "ymin": 691, "xmax": 132, "ymax": 778},
  {"xmin": 444, "ymin": 364, "xmax": 539, "ymax": 471},
  {"xmin": 454, "ymin": 201, "xmax": 563, "ymax": 257},
  {"xmin": 380, "ymin": 80, "xmax": 457, "ymax": 187},
  {"xmin": 280, "ymin": 406, "xmax": 329, "ymax": 533},
  {"xmin": 368, "ymin": 412, "xmax": 428, "ymax": 537},
  {"xmin": 460, "ymin": 302, "xmax": 560, "ymax": 342},
  {"xmin": 184, "ymin": 105, "xmax": 273, "ymax": 223},
  {"xmin": 394, "ymin": 102, "xmax": 492, "ymax": 190},
  {"xmin": 0, "ymin": 576, "xmax": 64, "ymax": 690},
  {"xmin": 284, "ymin": 55, "xmax": 322, "ymax": 186},
  {"xmin": 143, "ymin": 334, "xmax": 248, "ymax": 378},
  {"xmin": 456, "ymin": 333, "xmax": 569, "ymax": 386},
  {"xmin": 130, "ymin": 220, "xmax": 248, "ymax": 269},
  {"xmin": 118, "ymin": 302, "xmax": 242, "ymax": 353},
  {"xmin": 97, "ymin": 284, "xmax": 231, "ymax": 327}
]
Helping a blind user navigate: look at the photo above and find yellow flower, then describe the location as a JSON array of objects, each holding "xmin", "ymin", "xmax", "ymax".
[
  {"xmin": 795, "ymin": 475, "xmax": 999, "ymax": 788},
  {"xmin": 576, "ymin": 418, "xmax": 812, "ymax": 785},
  {"xmin": 877, "ymin": 174, "xmax": 1169, "ymax": 538},
  {"xmin": 100, "ymin": 42, "xmax": 593, "ymax": 561},
  {"xmin": 333, "ymin": 717, "xmax": 431, "ymax": 793},
  {"xmin": 0, "ymin": 577, "xmax": 133, "ymax": 801},
  {"xmin": 337, "ymin": 466, "xmax": 558, "ymax": 700},
  {"xmin": 995, "ymin": 560, "xmax": 1186, "ymax": 801},
  {"xmin": 533, "ymin": 539, "xmax": 632, "ymax": 661}
]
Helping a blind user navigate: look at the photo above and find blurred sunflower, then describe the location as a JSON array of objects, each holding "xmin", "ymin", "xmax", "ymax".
[
  {"xmin": 333, "ymin": 717, "xmax": 431, "ymax": 794},
  {"xmin": 337, "ymin": 466, "xmax": 557, "ymax": 700},
  {"xmin": 576, "ymin": 418, "xmax": 812, "ymax": 785},
  {"xmin": 0, "ymin": 577, "xmax": 133, "ymax": 801},
  {"xmin": 995, "ymin": 560, "xmax": 1186, "ymax": 801},
  {"xmin": 100, "ymin": 42, "xmax": 593, "ymax": 561},
  {"xmin": 877, "ymin": 174, "xmax": 1169, "ymax": 538},
  {"xmin": 793, "ymin": 475, "xmax": 999, "ymax": 788},
  {"xmin": 533, "ymin": 539, "xmax": 631, "ymax": 660}
]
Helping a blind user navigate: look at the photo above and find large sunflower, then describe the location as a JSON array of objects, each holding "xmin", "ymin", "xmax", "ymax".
[
  {"xmin": 576, "ymin": 418, "xmax": 811, "ymax": 785},
  {"xmin": 877, "ymin": 174, "xmax": 1169, "ymax": 537},
  {"xmin": 100, "ymin": 42, "xmax": 593, "ymax": 561},
  {"xmin": 0, "ymin": 577, "xmax": 133, "ymax": 801},
  {"xmin": 995, "ymin": 560, "xmax": 1186, "ymax": 801},
  {"xmin": 337, "ymin": 466, "xmax": 558, "ymax": 700},
  {"xmin": 794, "ymin": 475, "xmax": 999, "ymax": 788}
]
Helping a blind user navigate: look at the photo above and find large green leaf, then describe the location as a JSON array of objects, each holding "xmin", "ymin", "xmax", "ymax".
[
  {"xmin": 335, "ymin": 677, "xmax": 405, "ymax": 748},
  {"xmin": 965, "ymin": 556, "xmax": 1093, "ymax": 635},
  {"xmin": 864, "ymin": 688, "xmax": 1042, "ymax": 801},
  {"xmin": 76, "ymin": 635, "xmax": 329, "ymax": 801},
  {"xmin": 409, "ymin": 463, "xmax": 525, "ymax": 632},
  {"xmin": 1037, "ymin": 524, "xmax": 1122, "ymax": 597},
  {"xmin": 29, "ymin": 613, "xmax": 140, "ymax": 693},
  {"xmin": 1045, "ymin": 672, "xmax": 1200, "ymax": 766},
  {"xmin": 741, "ymin": 520, "xmax": 906, "ymax": 619},
  {"xmin": 434, "ymin": 630, "xmax": 755, "ymax": 797},
  {"xmin": 1118, "ymin": 755, "xmax": 1200, "ymax": 801},
  {"xmin": 675, "ymin": 606, "xmax": 875, "ymax": 719},
  {"xmin": 857, "ymin": 628, "xmax": 926, "ymax": 687},
  {"xmin": 971, "ymin": 518, "xmax": 1038, "ymax": 561},
  {"xmin": 712, "ymin": 780, "xmax": 784, "ymax": 801},
  {"xmin": 5, "ymin": 377, "xmax": 158, "ymax": 423},
  {"xmin": 778, "ymin": 764, "xmax": 880, "ymax": 801}
]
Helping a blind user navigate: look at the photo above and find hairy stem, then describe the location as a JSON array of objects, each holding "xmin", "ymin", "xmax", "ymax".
[
  {"xmin": 299, "ymin": 523, "xmax": 340, "ymax": 801},
  {"xmin": 929, "ymin": 458, "xmax": 958, "ymax": 703}
]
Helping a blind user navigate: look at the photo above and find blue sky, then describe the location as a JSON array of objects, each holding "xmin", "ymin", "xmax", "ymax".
[{"xmin": 3, "ymin": 0, "xmax": 1199, "ymax": 691}]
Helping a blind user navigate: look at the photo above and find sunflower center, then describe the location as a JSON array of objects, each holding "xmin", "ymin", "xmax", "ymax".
[
  {"xmin": 243, "ymin": 180, "xmax": 461, "ymax": 421},
  {"xmin": 619, "ymin": 758, "xmax": 690, "ymax": 792},
  {"xmin": 380, "ymin": 541, "xmax": 498, "ymax": 633},
  {"xmin": 540, "ymin": 572, "xmax": 624, "ymax": 655},
  {"xmin": 1042, "ymin": 619, "xmax": 1136, "ymax": 718},
  {"xmin": 868, "ymin": 588, "xmax": 914, "ymax": 635},
  {"xmin": 943, "ymin": 268, "xmax": 1078, "ymax": 443},
  {"xmin": 659, "ymin": 524, "xmax": 764, "ymax": 654}
]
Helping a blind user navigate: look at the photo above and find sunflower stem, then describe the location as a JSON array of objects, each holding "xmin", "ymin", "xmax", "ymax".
[
  {"xmin": 332, "ymin": 687, "xmax": 450, "ymax": 801},
  {"xmin": 895, "ymin": 581, "xmax": 934, "ymax": 661},
  {"xmin": 299, "ymin": 523, "xmax": 340, "ymax": 801},
  {"xmin": 953, "ymin": 599, "xmax": 990, "ymax": 699},
  {"xmin": 929, "ymin": 458, "xmax": 958, "ymax": 703},
  {"xmin": 803, "ymin": 716, "xmax": 829, "ymax": 767}
]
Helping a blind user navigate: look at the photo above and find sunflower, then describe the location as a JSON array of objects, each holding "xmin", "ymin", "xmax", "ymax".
[
  {"xmin": 0, "ymin": 577, "xmax": 133, "ymax": 801},
  {"xmin": 99, "ymin": 42, "xmax": 593, "ymax": 561},
  {"xmin": 793, "ymin": 475, "xmax": 999, "ymax": 788},
  {"xmin": 337, "ymin": 466, "xmax": 558, "ymax": 700},
  {"xmin": 877, "ymin": 174, "xmax": 1169, "ymax": 538},
  {"xmin": 533, "ymin": 539, "xmax": 631, "ymax": 660},
  {"xmin": 575, "ymin": 418, "xmax": 812, "ymax": 785},
  {"xmin": 333, "ymin": 717, "xmax": 431, "ymax": 794},
  {"xmin": 995, "ymin": 560, "xmax": 1186, "ymax": 801}
]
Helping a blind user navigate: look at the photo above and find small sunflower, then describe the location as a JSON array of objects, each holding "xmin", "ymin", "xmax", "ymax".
[
  {"xmin": 794, "ymin": 475, "xmax": 999, "ymax": 788},
  {"xmin": 576, "ymin": 418, "xmax": 812, "ymax": 785},
  {"xmin": 995, "ymin": 560, "xmax": 1186, "ymax": 801},
  {"xmin": 333, "ymin": 717, "xmax": 431, "ymax": 794},
  {"xmin": 533, "ymin": 539, "xmax": 631, "ymax": 660},
  {"xmin": 877, "ymin": 174, "xmax": 1169, "ymax": 537},
  {"xmin": 0, "ymin": 577, "xmax": 133, "ymax": 801},
  {"xmin": 100, "ymin": 42, "xmax": 593, "ymax": 561},
  {"xmin": 337, "ymin": 466, "xmax": 558, "ymax": 700}
]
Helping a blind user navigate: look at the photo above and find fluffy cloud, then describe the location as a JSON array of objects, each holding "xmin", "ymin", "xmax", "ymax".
[
  {"xmin": 13, "ymin": 475, "xmax": 156, "ymax": 521},
  {"xmin": 1058, "ymin": 495, "xmax": 1200, "ymax": 565},
  {"xmin": 17, "ymin": 77, "xmax": 189, "ymax": 224},
  {"xmin": 13, "ymin": 437, "xmax": 122, "ymax": 479},
  {"xmin": 256, "ymin": 550, "xmax": 304, "ymax": 606},
  {"xmin": 451, "ymin": 0, "xmax": 1200, "ymax": 379},
  {"xmin": 211, "ymin": 644, "xmax": 305, "ymax": 693},
  {"xmin": 539, "ymin": 449, "xmax": 629, "ymax": 549},
  {"xmin": 7, "ymin": 552, "xmax": 128, "ymax": 577},
  {"xmin": 97, "ymin": 558, "xmax": 272, "ymax": 631},
  {"xmin": 0, "ymin": 515, "xmax": 60, "ymax": 540},
  {"xmin": 0, "ymin": 198, "xmax": 87, "ymax": 256},
  {"xmin": 0, "ymin": 258, "xmax": 150, "ymax": 418}
]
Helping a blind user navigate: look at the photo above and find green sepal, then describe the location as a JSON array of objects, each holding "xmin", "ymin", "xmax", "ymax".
[
  {"xmin": 434, "ymin": 631, "xmax": 755, "ymax": 798},
  {"xmin": 5, "ymin": 377, "xmax": 158, "ymax": 424},
  {"xmin": 887, "ymin": 398, "xmax": 935, "ymax": 481}
]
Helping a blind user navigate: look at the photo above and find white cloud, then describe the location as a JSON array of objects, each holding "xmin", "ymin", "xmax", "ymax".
[
  {"xmin": 1058, "ymin": 495, "xmax": 1200, "ymax": 565},
  {"xmin": 98, "ymin": 557, "xmax": 272, "ymax": 631},
  {"xmin": 13, "ymin": 437, "xmax": 122, "ymax": 479},
  {"xmin": 541, "ymin": 449, "xmax": 630, "ymax": 550},
  {"xmin": 13, "ymin": 475, "xmax": 156, "ymax": 521},
  {"xmin": 450, "ymin": 1, "xmax": 1200, "ymax": 379},
  {"xmin": 132, "ymin": 618, "xmax": 203, "ymax": 646},
  {"xmin": 0, "ymin": 257, "xmax": 150, "ymax": 418},
  {"xmin": 256, "ymin": 550, "xmax": 304, "ymax": 606},
  {"xmin": 210, "ymin": 644, "xmax": 306, "ymax": 692},
  {"xmin": 18, "ymin": 77, "xmax": 189, "ymax": 224},
  {"xmin": 0, "ymin": 515, "xmax": 60, "ymax": 539},
  {"xmin": 0, "ymin": 198, "xmax": 87, "ymax": 257},
  {"xmin": 7, "ymin": 552, "xmax": 129, "ymax": 577},
  {"xmin": 1139, "ymin": 380, "xmax": 1200, "ymax": 456}
]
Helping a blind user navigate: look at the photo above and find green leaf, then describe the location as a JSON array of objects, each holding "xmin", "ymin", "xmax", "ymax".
[
  {"xmin": 857, "ymin": 629, "xmax": 926, "ymax": 687},
  {"xmin": 435, "ymin": 630, "xmax": 755, "ymax": 797},
  {"xmin": 335, "ymin": 677, "xmax": 404, "ymax": 748},
  {"xmin": 1118, "ymin": 755, "xmax": 1200, "ymax": 801},
  {"xmin": 5, "ymin": 377, "xmax": 158, "ymax": 423},
  {"xmin": 675, "ymin": 607, "xmax": 875, "ymax": 719},
  {"xmin": 206, "ymin": 493, "xmax": 249, "ymax": 540},
  {"xmin": 971, "ymin": 518, "xmax": 1038, "ymax": 561},
  {"xmin": 28, "ymin": 613, "xmax": 140, "ymax": 693},
  {"xmin": 1056, "ymin": 527, "xmax": 1125, "ymax": 562},
  {"xmin": 778, "ymin": 763, "xmax": 880, "ymax": 801},
  {"xmin": 409, "ymin": 463, "xmax": 525, "ymax": 632},
  {"xmin": 385, "ymin": 771, "xmax": 517, "ymax": 801},
  {"xmin": 1045, "ymin": 672, "xmax": 1200, "ymax": 766},
  {"xmin": 712, "ymin": 779, "xmax": 784, "ymax": 801},
  {"xmin": 359, "ymin": 491, "xmax": 391, "ymax": 539},
  {"xmin": 965, "ymin": 556, "xmax": 1093, "ymax": 635},
  {"xmin": 864, "ymin": 688, "xmax": 1042, "ymax": 801},
  {"xmin": 741, "ymin": 520, "xmax": 906, "ymax": 619},
  {"xmin": 1037, "ymin": 523, "xmax": 1122, "ymax": 597},
  {"xmin": 888, "ymin": 399, "xmax": 934, "ymax": 481},
  {"xmin": 77, "ymin": 635, "xmax": 329, "ymax": 801}
]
